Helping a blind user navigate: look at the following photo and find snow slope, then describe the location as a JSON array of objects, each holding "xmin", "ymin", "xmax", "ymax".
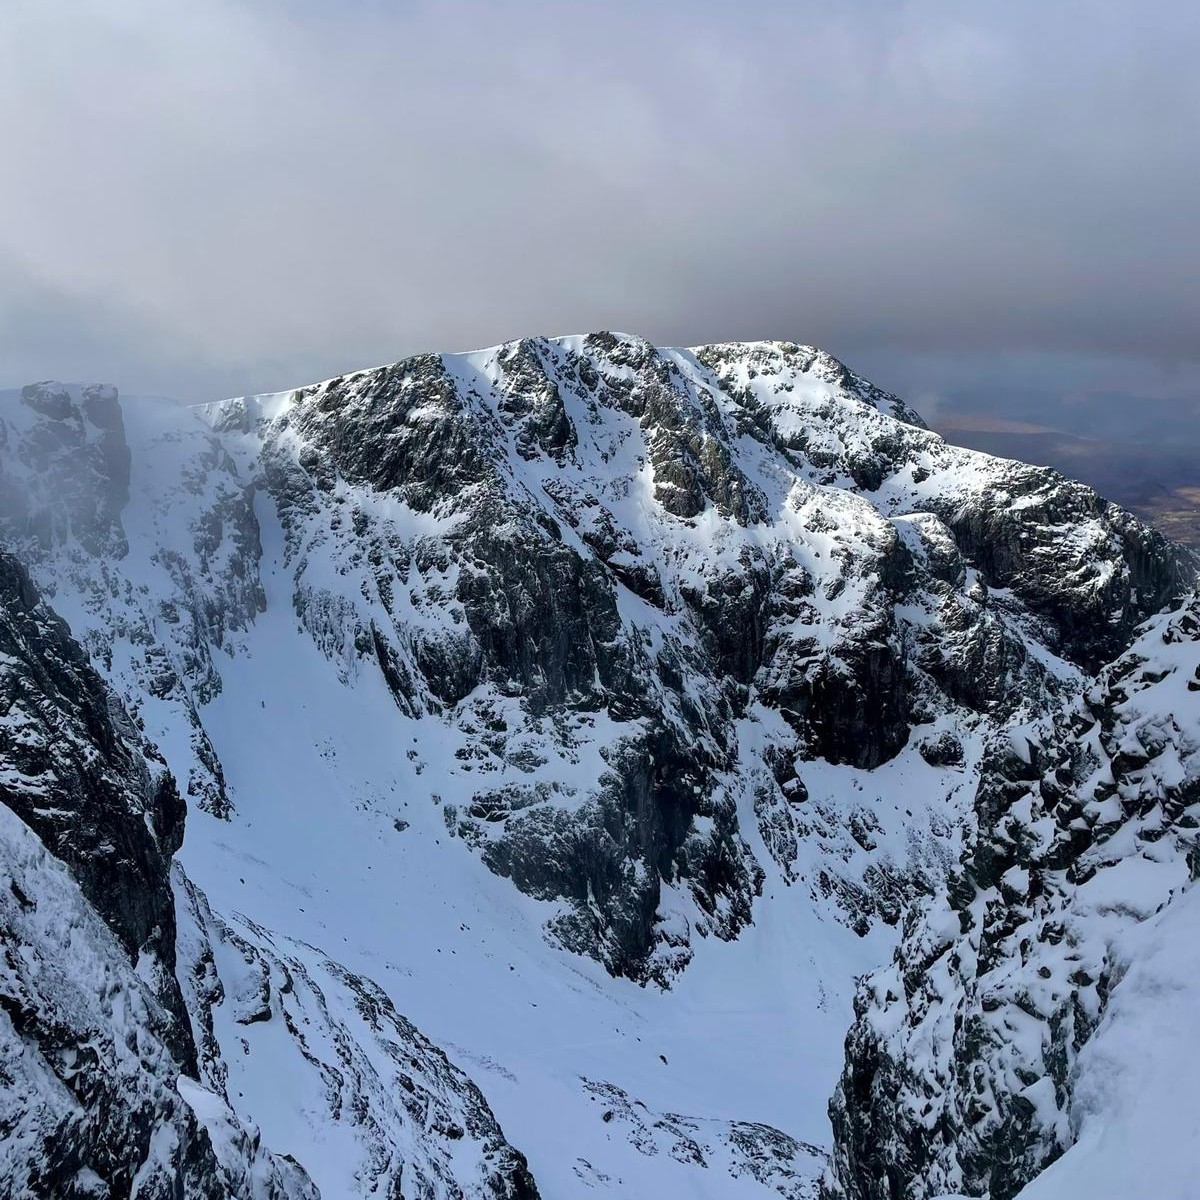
[
  {"xmin": 1015, "ymin": 883, "xmax": 1200, "ymax": 1200},
  {"xmin": 171, "ymin": 483, "xmax": 873, "ymax": 1197}
]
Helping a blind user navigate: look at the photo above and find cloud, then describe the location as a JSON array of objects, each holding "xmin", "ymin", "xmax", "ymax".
[{"xmin": 1, "ymin": 0, "xmax": 1198, "ymax": 399}]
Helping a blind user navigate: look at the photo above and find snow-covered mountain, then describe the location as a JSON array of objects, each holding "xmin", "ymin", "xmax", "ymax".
[{"xmin": 0, "ymin": 336, "xmax": 1195, "ymax": 1199}]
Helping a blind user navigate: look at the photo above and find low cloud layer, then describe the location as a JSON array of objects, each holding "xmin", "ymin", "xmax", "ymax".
[{"xmin": 2, "ymin": 1, "xmax": 1197, "ymax": 404}]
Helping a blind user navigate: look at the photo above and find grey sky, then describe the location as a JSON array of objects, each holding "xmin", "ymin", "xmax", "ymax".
[{"xmin": 2, "ymin": 0, "xmax": 1197, "ymax": 414}]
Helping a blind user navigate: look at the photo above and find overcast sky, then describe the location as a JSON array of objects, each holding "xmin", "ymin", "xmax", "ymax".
[{"xmin": 1, "ymin": 1, "xmax": 1198, "ymax": 419}]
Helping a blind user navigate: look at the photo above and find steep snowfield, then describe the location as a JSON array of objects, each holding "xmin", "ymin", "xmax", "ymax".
[
  {"xmin": 1015, "ymin": 884, "xmax": 1200, "ymax": 1200},
  {"xmin": 0, "ymin": 338, "xmax": 1194, "ymax": 1198}
]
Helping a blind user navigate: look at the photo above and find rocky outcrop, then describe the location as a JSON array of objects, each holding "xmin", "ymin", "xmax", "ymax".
[
  {"xmin": 0, "ymin": 383, "xmax": 130, "ymax": 558},
  {"xmin": 0, "ymin": 383, "xmax": 266, "ymax": 818},
  {"xmin": 825, "ymin": 598, "xmax": 1200, "ymax": 1200},
  {"xmin": 0, "ymin": 550, "xmax": 183, "ymax": 999},
  {"xmin": 580, "ymin": 1078, "xmax": 825, "ymax": 1198}
]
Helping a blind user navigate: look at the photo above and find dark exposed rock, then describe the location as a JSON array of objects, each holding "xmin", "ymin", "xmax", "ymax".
[
  {"xmin": 928, "ymin": 473, "xmax": 1193, "ymax": 671},
  {"xmin": 0, "ymin": 550, "xmax": 186, "ymax": 1026},
  {"xmin": 918, "ymin": 731, "xmax": 965, "ymax": 768}
]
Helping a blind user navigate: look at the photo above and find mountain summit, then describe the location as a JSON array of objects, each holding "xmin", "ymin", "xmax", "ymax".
[{"xmin": 0, "ymin": 336, "xmax": 1195, "ymax": 1199}]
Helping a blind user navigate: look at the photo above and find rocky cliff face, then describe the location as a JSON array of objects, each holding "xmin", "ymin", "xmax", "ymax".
[
  {"xmin": 199, "ymin": 335, "xmax": 1189, "ymax": 985},
  {"xmin": 0, "ymin": 337, "xmax": 1194, "ymax": 1199},
  {"xmin": 825, "ymin": 598, "xmax": 1200, "ymax": 1200},
  {"xmin": 0, "ymin": 381, "xmax": 266, "ymax": 819}
]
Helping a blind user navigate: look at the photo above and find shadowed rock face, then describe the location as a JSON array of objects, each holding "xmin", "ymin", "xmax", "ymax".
[
  {"xmin": 927, "ymin": 468, "xmax": 1185, "ymax": 672},
  {"xmin": 0, "ymin": 381, "xmax": 266, "ymax": 818},
  {"xmin": 5, "ymin": 383, "xmax": 131, "ymax": 557},
  {"xmin": 0, "ymin": 549, "xmax": 188, "ymax": 1035}
]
